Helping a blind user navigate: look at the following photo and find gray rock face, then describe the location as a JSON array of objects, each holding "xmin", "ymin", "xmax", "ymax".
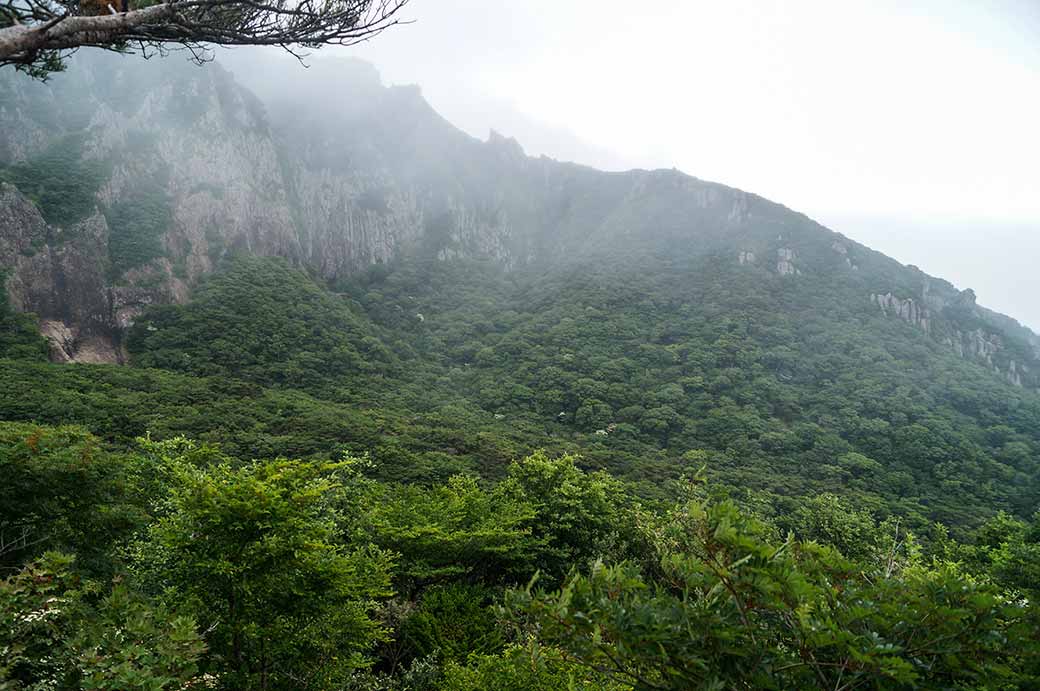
[
  {"xmin": 0, "ymin": 183, "xmax": 46, "ymax": 259},
  {"xmin": 0, "ymin": 183, "xmax": 183, "ymax": 362},
  {"xmin": 0, "ymin": 56, "xmax": 304, "ymax": 360},
  {"xmin": 831, "ymin": 240, "xmax": 856, "ymax": 268},
  {"xmin": 871, "ymin": 279, "xmax": 1038, "ymax": 388},
  {"xmin": 1008, "ymin": 360, "xmax": 1024, "ymax": 387},
  {"xmin": 777, "ymin": 248, "xmax": 799, "ymax": 276},
  {"xmin": 1, "ymin": 184, "xmax": 118, "ymax": 361},
  {"xmin": 728, "ymin": 192, "xmax": 750, "ymax": 224},
  {"xmin": 871, "ymin": 292, "xmax": 931, "ymax": 333},
  {"xmin": 2, "ymin": 53, "xmax": 784, "ymax": 353}
]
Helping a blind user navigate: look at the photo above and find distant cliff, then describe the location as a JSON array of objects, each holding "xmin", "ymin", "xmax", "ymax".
[{"xmin": 0, "ymin": 53, "xmax": 1037, "ymax": 389}]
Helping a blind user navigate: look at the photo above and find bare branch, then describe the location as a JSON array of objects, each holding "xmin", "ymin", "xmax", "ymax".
[{"xmin": 0, "ymin": 0, "xmax": 410, "ymax": 78}]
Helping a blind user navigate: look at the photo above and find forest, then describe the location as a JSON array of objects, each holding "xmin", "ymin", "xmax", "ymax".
[
  {"xmin": 2, "ymin": 252, "xmax": 1040, "ymax": 689},
  {"xmin": 2, "ymin": 1, "xmax": 1039, "ymax": 685}
]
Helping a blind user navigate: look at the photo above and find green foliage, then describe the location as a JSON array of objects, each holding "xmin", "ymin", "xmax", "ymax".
[
  {"xmin": 0, "ymin": 282, "xmax": 48, "ymax": 361},
  {"xmin": 133, "ymin": 441, "xmax": 395, "ymax": 690},
  {"xmin": 11, "ymin": 51, "xmax": 67, "ymax": 81},
  {"xmin": 359, "ymin": 452, "xmax": 635, "ymax": 592},
  {"xmin": 359, "ymin": 475, "xmax": 536, "ymax": 589},
  {"xmin": 0, "ymin": 422, "xmax": 141, "ymax": 575},
  {"xmin": 956, "ymin": 511, "xmax": 1040, "ymax": 601},
  {"xmin": 497, "ymin": 451, "xmax": 633, "ymax": 581},
  {"xmin": 340, "ymin": 256, "xmax": 1040, "ymax": 530},
  {"xmin": 394, "ymin": 584, "xmax": 503, "ymax": 665},
  {"xmin": 988, "ymin": 518, "xmax": 1040, "ymax": 597},
  {"xmin": 513, "ymin": 495, "xmax": 1037, "ymax": 690},
  {"xmin": 7, "ymin": 252, "xmax": 1040, "ymax": 532},
  {"xmin": 105, "ymin": 177, "xmax": 173, "ymax": 277},
  {"xmin": 69, "ymin": 584, "xmax": 207, "ymax": 690},
  {"xmin": 0, "ymin": 134, "xmax": 105, "ymax": 226},
  {"xmin": 0, "ymin": 423, "xmax": 1035, "ymax": 690},
  {"xmin": 0, "ymin": 553, "xmax": 206, "ymax": 690},
  {"xmin": 777, "ymin": 492, "xmax": 887, "ymax": 562},
  {"xmin": 127, "ymin": 256, "xmax": 395, "ymax": 389},
  {"xmin": 2, "ymin": 57, "xmax": 1039, "ymax": 688},
  {"xmin": 0, "ymin": 358, "xmax": 526, "ymax": 482},
  {"xmin": 438, "ymin": 645, "xmax": 628, "ymax": 691}
]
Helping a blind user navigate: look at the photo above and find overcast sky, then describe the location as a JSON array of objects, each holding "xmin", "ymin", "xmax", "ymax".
[{"xmin": 328, "ymin": 0, "xmax": 1040, "ymax": 328}]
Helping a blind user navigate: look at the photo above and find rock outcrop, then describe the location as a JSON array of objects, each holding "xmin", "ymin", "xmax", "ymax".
[
  {"xmin": 870, "ymin": 279, "xmax": 1037, "ymax": 388},
  {"xmin": 871, "ymin": 292, "xmax": 931, "ymax": 333},
  {"xmin": 0, "ymin": 183, "xmax": 184, "ymax": 362},
  {"xmin": 777, "ymin": 248, "xmax": 800, "ymax": 276},
  {"xmin": 831, "ymin": 240, "xmax": 856, "ymax": 269},
  {"xmin": 1, "ymin": 184, "xmax": 118, "ymax": 361},
  {"xmin": 1, "ymin": 53, "xmax": 784, "ymax": 354}
]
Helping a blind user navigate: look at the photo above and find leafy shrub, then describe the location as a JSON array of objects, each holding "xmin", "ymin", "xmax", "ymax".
[
  {"xmin": 396, "ymin": 584, "xmax": 504, "ymax": 664},
  {"xmin": 0, "ymin": 422, "xmax": 141, "ymax": 575},
  {"xmin": 0, "ymin": 553, "xmax": 206, "ymax": 690}
]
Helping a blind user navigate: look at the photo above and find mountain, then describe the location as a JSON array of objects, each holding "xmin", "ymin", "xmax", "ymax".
[
  {"xmin": 3, "ymin": 54, "xmax": 1038, "ymax": 379},
  {"xmin": 2, "ymin": 54, "xmax": 1039, "ymax": 531}
]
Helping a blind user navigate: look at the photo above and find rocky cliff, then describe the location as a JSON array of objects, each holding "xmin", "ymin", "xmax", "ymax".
[
  {"xmin": 1, "ymin": 53, "xmax": 1037, "ymax": 389},
  {"xmin": 0, "ymin": 55, "xmax": 300, "ymax": 360}
]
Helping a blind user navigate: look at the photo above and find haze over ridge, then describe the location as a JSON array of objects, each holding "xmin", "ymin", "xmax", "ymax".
[{"xmin": 224, "ymin": 0, "xmax": 1040, "ymax": 332}]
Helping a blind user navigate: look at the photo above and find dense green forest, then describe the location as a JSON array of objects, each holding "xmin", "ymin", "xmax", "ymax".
[
  {"xmin": 2, "ymin": 424, "xmax": 1038, "ymax": 689},
  {"xmin": 6, "ymin": 253, "xmax": 1039, "ymax": 526},
  {"xmin": 2, "ymin": 251, "xmax": 1040, "ymax": 689}
]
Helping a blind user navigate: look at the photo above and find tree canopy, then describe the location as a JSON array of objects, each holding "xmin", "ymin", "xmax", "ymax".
[
  {"xmin": 0, "ymin": 0, "xmax": 407, "ymax": 79},
  {"xmin": 0, "ymin": 423, "xmax": 1037, "ymax": 689}
]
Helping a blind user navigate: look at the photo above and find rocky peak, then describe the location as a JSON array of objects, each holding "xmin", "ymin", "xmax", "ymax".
[{"xmin": 486, "ymin": 129, "xmax": 526, "ymax": 161}]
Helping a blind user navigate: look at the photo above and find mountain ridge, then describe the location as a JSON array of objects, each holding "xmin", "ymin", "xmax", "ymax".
[
  {"xmin": 3, "ymin": 54, "xmax": 1040, "ymax": 532},
  {"xmin": 0, "ymin": 53, "xmax": 1037, "ymax": 391}
]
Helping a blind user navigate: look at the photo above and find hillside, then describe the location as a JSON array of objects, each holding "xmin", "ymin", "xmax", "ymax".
[
  {"xmin": 2, "ymin": 52, "xmax": 1040, "ymax": 690},
  {"xmin": 1, "ymin": 53, "xmax": 1038, "ymax": 529},
  {"xmin": 2, "ymin": 54, "xmax": 1038, "ymax": 377}
]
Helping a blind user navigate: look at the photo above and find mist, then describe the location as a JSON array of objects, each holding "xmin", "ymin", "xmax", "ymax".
[{"xmin": 221, "ymin": 0, "xmax": 1040, "ymax": 330}]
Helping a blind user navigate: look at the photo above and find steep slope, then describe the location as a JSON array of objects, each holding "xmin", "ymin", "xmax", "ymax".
[
  {"xmin": 2, "ymin": 53, "xmax": 1036, "ymax": 390},
  {"xmin": 126, "ymin": 255, "xmax": 396, "ymax": 388},
  {"xmin": 0, "ymin": 54, "xmax": 298, "ymax": 360},
  {"xmin": 2, "ymin": 53, "xmax": 1040, "ymax": 531}
]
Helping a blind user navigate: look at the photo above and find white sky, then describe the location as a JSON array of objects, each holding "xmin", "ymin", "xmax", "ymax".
[{"xmin": 339, "ymin": 0, "xmax": 1040, "ymax": 329}]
